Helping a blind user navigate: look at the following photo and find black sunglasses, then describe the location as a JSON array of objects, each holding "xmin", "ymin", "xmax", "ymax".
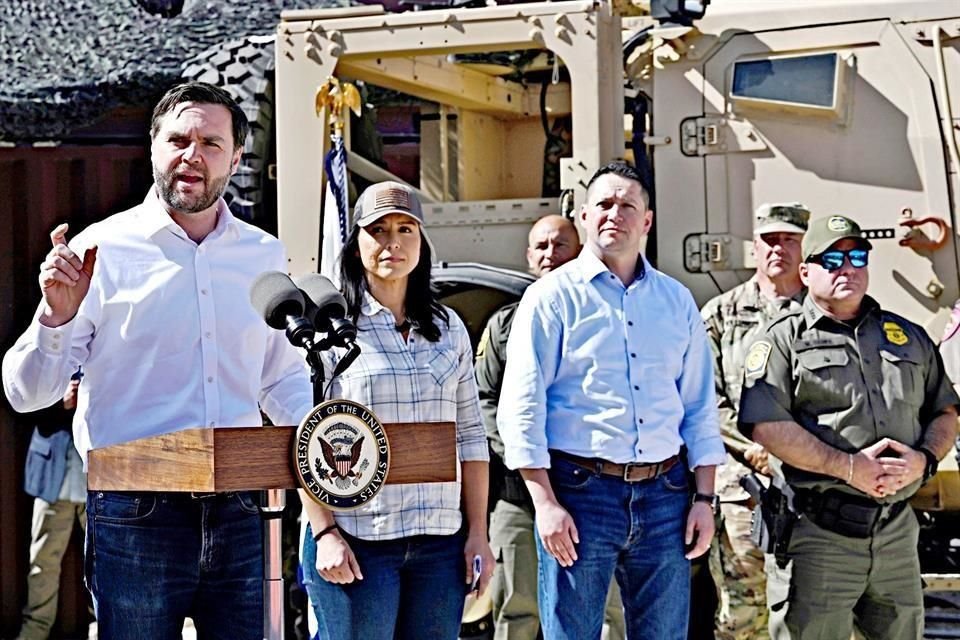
[{"xmin": 809, "ymin": 248, "xmax": 869, "ymax": 272}]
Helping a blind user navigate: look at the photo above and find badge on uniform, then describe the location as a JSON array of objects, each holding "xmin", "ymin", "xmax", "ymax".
[
  {"xmin": 883, "ymin": 321, "xmax": 909, "ymax": 346},
  {"xmin": 744, "ymin": 341, "xmax": 772, "ymax": 379}
]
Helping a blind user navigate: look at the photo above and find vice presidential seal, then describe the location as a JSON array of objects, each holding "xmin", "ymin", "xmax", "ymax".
[{"xmin": 294, "ymin": 399, "xmax": 390, "ymax": 511}]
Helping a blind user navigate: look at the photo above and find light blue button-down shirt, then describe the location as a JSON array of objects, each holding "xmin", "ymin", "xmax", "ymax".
[{"xmin": 498, "ymin": 249, "xmax": 725, "ymax": 470}]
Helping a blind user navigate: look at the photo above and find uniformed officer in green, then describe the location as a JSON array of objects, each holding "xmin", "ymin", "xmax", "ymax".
[
  {"xmin": 737, "ymin": 214, "xmax": 959, "ymax": 640},
  {"xmin": 476, "ymin": 214, "xmax": 625, "ymax": 640},
  {"xmin": 700, "ymin": 203, "xmax": 810, "ymax": 640}
]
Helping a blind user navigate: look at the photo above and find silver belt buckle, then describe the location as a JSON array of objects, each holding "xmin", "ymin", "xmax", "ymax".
[{"xmin": 190, "ymin": 491, "xmax": 218, "ymax": 499}]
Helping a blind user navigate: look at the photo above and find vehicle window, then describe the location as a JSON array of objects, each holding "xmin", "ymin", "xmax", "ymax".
[{"xmin": 732, "ymin": 53, "xmax": 838, "ymax": 108}]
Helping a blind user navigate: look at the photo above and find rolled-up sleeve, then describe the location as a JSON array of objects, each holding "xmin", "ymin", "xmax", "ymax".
[
  {"xmin": 498, "ymin": 283, "xmax": 561, "ymax": 470},
  {"xmin": 678, "ymin": 295, "xmax": 726, "ymax": 468}
]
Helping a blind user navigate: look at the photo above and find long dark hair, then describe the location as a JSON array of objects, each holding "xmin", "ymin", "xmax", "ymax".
[{"xmin": 339, "ymin": 225, "xmax": 449, "ymax": 342}]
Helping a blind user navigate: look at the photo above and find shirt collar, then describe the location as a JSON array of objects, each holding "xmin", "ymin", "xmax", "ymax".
[
  {"xmin": 141, "ymin": 187, "xmax": 237, "ymax": 242},
  {"xmin": 802, "ymin": 293, "xmax": 879, "ymax": 328},
  {"xmin": 359, "ymin": 289, "xmax": 388, "ymax": 319},
  {"xmin": 576, "ymin": 249, "xmax": 648, "ymax": 286}
]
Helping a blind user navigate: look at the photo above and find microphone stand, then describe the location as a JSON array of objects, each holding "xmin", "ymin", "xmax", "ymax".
[{"xmin": 262, "ymin": 337, "xmax": 325, "ymax": 640}]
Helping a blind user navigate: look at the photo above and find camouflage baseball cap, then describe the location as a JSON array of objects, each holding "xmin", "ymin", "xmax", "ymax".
[
  {"xmin": 753, "ymin": 203, "xmax": 810, "ymax": 235},
  {"xmin": 802, "ymin": 215, "xmax": 873, "ymax": 260}
]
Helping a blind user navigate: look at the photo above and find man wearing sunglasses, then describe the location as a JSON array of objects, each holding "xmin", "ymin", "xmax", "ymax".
[
  {"xmin": 700, "ymin": 202, "xmax": 810, "ymax": 640},
  {"xmin": 737, "ymin": 214, "xmax": 959, "ymax": 640}
]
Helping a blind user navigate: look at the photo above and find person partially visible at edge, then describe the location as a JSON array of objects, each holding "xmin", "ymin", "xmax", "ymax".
[
  {"xmin": 476, "ymin": 215, "xmax": 628, "ymax": 640},
  {"xmin": 2, "ymin": 81, "xmax": 313, "ymax": 639},
  {"xmin": 497, "ymin": 160, "xmax": 726, "ymax": 640},
  {"xmin": 699, "ymin": 202, "xmax": 810, "ymax": 640},
  {"xmin": 17, "ymin": 369, "xmax": 87, "ymax": 640},
  {"xmin": 299, "ymin": 180, "xmax": 495, "ymax": 640},
  {"xmin": 738, "ymin": 214, "xmax": 959, "ymax": 640}
]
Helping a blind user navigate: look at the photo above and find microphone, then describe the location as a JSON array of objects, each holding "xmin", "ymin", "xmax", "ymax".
[
  {"xmin": 293, "ymin": 273, "xmax": 361, "ymax": 376},
  {"xmin": 250, "ymin": 271, "xmax": 316, "ymax": 351},
  {"xmin": 293, "ymin": 274, "xmax": 358, "ymax": 348}
]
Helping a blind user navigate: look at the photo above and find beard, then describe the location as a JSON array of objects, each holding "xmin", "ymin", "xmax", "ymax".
[{"xmin": 153, "ymin": 164, "xmax": 231, "ymax": 215}]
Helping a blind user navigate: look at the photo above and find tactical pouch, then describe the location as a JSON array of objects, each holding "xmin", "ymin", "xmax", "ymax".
[{"xmin": 795, "ymin": 489, "xmax": 906, "ymax": 539}]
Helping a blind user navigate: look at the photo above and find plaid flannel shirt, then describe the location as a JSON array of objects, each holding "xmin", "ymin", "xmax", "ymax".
[{"xmin": 321, "ymin": 292, "xmax": 488, "ymax": 540}]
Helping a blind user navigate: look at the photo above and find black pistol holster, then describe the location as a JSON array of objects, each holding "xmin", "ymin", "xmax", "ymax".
[{"xmin": 739, "ymin": 474, "xmax": 798, "ymax": 568}]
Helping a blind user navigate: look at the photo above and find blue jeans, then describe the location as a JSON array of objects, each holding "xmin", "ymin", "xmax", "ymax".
[
  {"xmin": 301, "ymin": 525, "xmax": 467, "ymax": 640},
  {"xmin": 85, "ymin": 490, "xmax": 263, "ymax": 640},
  {"xmin": 537, "ymin": 457, "xmax": 691, "ymax": 640}
]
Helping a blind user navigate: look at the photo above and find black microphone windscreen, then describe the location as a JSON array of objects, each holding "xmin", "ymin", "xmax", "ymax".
[
  {"xmin": 250, "ymin": 271, "xmax": 306, "ymax": 330},
  {"xmin": 293, "ymin": 273, "xmax": 348, "ymax": 324}
]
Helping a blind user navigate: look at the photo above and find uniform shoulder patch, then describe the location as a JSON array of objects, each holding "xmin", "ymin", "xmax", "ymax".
[
  {"xmin": 883, "ymin": 321, "xmax": 909, "ymax": 346},
  {"xmin": 744, "ymin": 341, "xmax": 772, "ymax": 379}
]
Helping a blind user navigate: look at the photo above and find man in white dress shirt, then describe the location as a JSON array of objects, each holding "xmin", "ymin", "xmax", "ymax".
[{"xmin": 2, "ymin": 82, "xmax": 313, "ymax": 640}]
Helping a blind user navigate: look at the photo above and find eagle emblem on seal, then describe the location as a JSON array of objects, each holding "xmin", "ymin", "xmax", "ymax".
[{"xmin": 318, "ymin": 434, "xmax": 365, "ymax": 486}]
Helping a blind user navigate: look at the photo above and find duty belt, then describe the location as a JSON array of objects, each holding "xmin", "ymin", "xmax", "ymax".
[
  {"xmin": 794, "ymin": 488, "xmax": 908, "ymax": 539},
  {"xmin": 550, "ymin": 450, "xmax": 680, "ymax": 482}
]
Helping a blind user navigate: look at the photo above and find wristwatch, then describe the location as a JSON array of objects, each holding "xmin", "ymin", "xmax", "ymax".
[
  {"xmin": 693, "ymin": 492, "xmax": 720, "ymax": 514},
  {"xmin": 918, "ymin": 447, "xmax": 939, "ymax": 484}
]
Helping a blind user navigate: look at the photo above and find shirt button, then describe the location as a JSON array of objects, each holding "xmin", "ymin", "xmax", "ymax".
[
  {"xmin": 630, "ymin": 353, "xmax": 636, "ymax": 358},
  {"xmin": 207, "ymin": 376, "xmax": 214, "ymax": 383},
  {"xmin": 628, "ymin": 321, "xmax": 634, "ymax": 326},
  {"xmin": 638, "ymin": 418, "xmax": 644, "ymax": 424},
  {"xmin": 205, "ymin": 332, "xmax": 212, "ymax": 339},
  {"xmin": 209, "ymin": 421, "xmax": 216, "ymax": 427},
  {"xmin": 201, "ymin": 289, "xmax": 208, "ymax": 295},
  {"xmin": 633, "ymin": 385, "xmax": 639, "ymax": 390},
  {"xmin": 52, "ymin": 333, "xmax": 61, "ymax": 341}
]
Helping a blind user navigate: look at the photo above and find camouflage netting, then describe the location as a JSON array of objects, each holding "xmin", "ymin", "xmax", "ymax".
[{"xmin": 0, "ymin": 0, "xmax": 350, "ymax": 141}]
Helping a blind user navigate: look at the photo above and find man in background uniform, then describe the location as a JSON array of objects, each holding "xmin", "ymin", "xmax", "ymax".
[
  {"xmin": 738, "ymin": 214, "xmax": 959, "ymax": 640},
  {"xmin": 477, "ymin": 214, "xmax": 625, "ymax": 640},
  {"xmin": 700, "ymin": 203, "xmax": 809, "ymax": 639}
]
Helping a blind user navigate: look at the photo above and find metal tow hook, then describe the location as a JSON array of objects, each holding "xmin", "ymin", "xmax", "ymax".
[{"xmin": 897, "ymin": 208, "xmax": 950, "ymax": 252}]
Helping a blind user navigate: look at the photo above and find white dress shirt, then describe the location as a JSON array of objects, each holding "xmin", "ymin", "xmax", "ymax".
[{"xmin": 3, "ymin": 189, "xmax": 313, "ymax": 464}]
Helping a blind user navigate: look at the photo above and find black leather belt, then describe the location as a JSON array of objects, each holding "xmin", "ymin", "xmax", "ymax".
[
  {"xmin": 550, "ymin": 450, "xmax": 680, "ymax": 482},
  {"xmin": 794, "ymin": 488, "xmax": 907, "ymax": 538}
]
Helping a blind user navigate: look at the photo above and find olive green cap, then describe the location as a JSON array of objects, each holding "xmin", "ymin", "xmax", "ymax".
[
  {"xmin": 754, "ymin": 202, "xmax": 810, "ymax": 235},
  {"xmin": 802, "ymin": 215, "xmax": 873, "ymax": 260}
]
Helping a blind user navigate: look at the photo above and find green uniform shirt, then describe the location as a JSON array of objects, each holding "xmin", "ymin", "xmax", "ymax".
[
  {"xmin": 475, "ymin": 302, "xmax": 518, "ymax": 458},
  {"xmin": 738, "ymin": 294, "xmax": 958, "ymax": 502}
]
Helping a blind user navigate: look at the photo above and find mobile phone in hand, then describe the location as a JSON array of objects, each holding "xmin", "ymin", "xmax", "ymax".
[{"xmin": 470, "ymin": 555, "xmax": 482, "ymax": 592}]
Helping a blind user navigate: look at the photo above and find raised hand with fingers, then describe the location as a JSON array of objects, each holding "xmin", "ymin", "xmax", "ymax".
[{"xmin": 39, "ymin": 223, "xmax": 97, "ymax": 328}]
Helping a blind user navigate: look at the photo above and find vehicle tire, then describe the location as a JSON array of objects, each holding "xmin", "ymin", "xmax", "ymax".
[{"xmin": 181, "ymin": 35, "xmax": 277, "ymax": 227}]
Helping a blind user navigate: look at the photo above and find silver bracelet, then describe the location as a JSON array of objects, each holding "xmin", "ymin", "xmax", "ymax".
[{"xmin": 846, "ymin": 453, "xmax": 854, "ymax": 484}]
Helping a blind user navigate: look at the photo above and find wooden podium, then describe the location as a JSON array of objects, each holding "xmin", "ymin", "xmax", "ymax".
[
  {"xmin": 87, "ymin": 422, "xmax": 457, "ymax": 491},
  {"xmin": 87, "ymin": 422, "xmax": 457, "ymax": 640}
]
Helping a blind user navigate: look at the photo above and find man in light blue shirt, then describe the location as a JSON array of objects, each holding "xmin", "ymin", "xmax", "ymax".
[{"xmin": 498, "ymin": 161, "xmax": 726, "ymax": 640}]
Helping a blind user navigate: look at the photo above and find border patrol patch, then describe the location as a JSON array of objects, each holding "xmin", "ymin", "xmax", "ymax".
[
  {"xmin": 827, "ymin": 216, "xmax": 850, "ymax": 232},
  {"xmin": 883, "ymin": 321, "xmax": 908, "ymax": 346},
  {"xmin": 294, "ymin": 399, "xmax": 390, "ymax": 511},
  {"xmin": 744, "ymin": 341, "xmax": 772, "ymax": 379}
]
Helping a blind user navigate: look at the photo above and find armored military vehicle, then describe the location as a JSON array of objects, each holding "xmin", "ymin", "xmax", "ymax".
[{"xmin": 268, "ymin": 0, "xmax": 960, "ymax": 617}]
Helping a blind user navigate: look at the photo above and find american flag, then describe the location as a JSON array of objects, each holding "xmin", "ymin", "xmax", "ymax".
[{"xmin": 321, "ymin": 133, "xmax": 349, "ymax": 287}]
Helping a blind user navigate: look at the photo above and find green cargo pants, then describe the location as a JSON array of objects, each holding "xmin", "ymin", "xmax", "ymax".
[{"xmin": 766, "ymin": 506, "xmax": 922, "ymax": 640}]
